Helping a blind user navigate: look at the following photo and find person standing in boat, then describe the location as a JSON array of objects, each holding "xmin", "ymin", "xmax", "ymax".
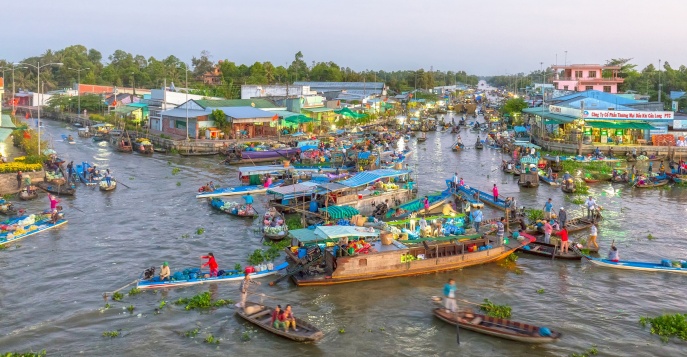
[
  {"xmin": 543, "ymin": 198, "xmax": 553, "ymax": 220},
  {"xmin": 452, "ymin": 172, "xmax": 459, "ymax": 191},
  {"xmin": 587, "ymin": 223, "xmax": 599, "ymax": 251},
  {"xmin": 240, "ymin": 273, "xmax": 261, "ymax": 309},
  {"xmin": 423, "ymin": 196, "xmax": 430, "ymax": 215},
  {"xmin": 243, "ymin": 192, "xmax": 254, "ymax": 213},
  {"xmin": 443, "ymin": 278, "xmax": 457, "ymax": 313},
  {"xmin": 160, "ymin": 262, "xmax": 171, "ymax": 281},
  {"xmin": 264, "ymin": 174, "xmax": 273, "ymax": 188},
  {"xmin": 555, "ymin": 226, "xmax": 570, "ymax": 254},
  {"xmin": 584, "ymin": 196, "xmax": 596, "ymax": 219},
  {"xmin": 104, "ymin": 169, "xmax": 113, "ymax": 187},
  {"xmin": 201, "ymin": 253, "xmax": 219, "ymax": 277},
  {"xmin": 558, "ymin": 207, "xmax": 567, "ymax": 229},
  {"xmin": 16, "ymin": 171, "xmax": 22, "ymax": 189},
  {"xmin": 471, "ymin": 207, "xmax": 483, "ymax": 233},
  {"xmin": 492, "ymin": 184, "xmax": 499, "ymax": 202},
  {"xmin": 66, "ymin": 161, "xmax": 74, "ymax": 184},
  {"xmin": 496, "ymin": 217, "xmax": 505, "ymax": 245},
  {"xmin": 543, "ymin": 219, "xmax": 553, "ymax": 244},
  {"xmin": 607, "ymin": 244, "xmax": 619, "ymax": 262},
  {"xmin": 48, "ymin": 194, "xmax": 60, "ymax": 212}
]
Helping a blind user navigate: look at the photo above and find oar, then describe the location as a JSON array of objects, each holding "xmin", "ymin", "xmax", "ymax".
[{"xmin": 116, "ymin": 179, "xmax": 131, "ymax": 189}]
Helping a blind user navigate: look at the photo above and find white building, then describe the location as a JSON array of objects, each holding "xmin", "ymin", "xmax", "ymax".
[{"xmin": 241, "ymin": 85, "xmax": 316, "ymax": 99}]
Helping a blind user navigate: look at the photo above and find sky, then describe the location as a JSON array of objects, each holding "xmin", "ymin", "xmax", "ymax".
[{"xmin": 3, "ymin": 0, "xmax": 686, "ymax": 75}]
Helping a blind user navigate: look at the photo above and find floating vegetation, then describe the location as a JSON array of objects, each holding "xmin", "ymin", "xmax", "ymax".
[
  {"xmin": 639, "ymin": 313, "xmax": 687, "ymax": 342},
  {"xmin": 570, "ymin": 345, "xmax": 598, "ymax": 357},
  {"xmin": 196, "ymin": 227, "xmax": 205, "ymax": 235},
  {"xmin": 248, "ymin": 249, "xmax": 266, "ymax": 266},
  {"xmin": 174, "ymin": 292, "xmax": 233, "ymax": 310},
  {"xmin": 171, "ymin": 167, "xmax": 181, "ymax": 175},
  {"xmin": 102, "ymin": 330, "xmax": 120, "ymax": 338},
  {"xmin": 128, "ymin": 287, "xmax": 141, "ymax": 296},
  {"xmin": 104, "ymin": 303, "xmax": 111, "ymax": 309},
  {"xmin": 240, "ymin": 331, "xmax": 251, "ymax": 341},
  {"xmin": 647, "ymin": 234, "xmax": 656, "ymax": 240},
  {"xmin": 568, "ymin": 195, "xmax": 585, "ymax": 205},
  {"xmin": 176, "ymin": 182, "xmax": 181, "ymax": 187},
  {"xmin": 181, "ymin": 233, "xmax": 190, "ymax": 239},
  {"xmin": 234, "ymin": 263, "xmax": 242, "ymax": 272},
  {"xmin": 537, "ymin": 289, "xmax": 545, "ymax": 294},
  {"xmin": 480, "ymin": 299, "xmax": 512, "ymax": 319},
  {"xmin": 204, "ymin": 334, "xmax": 220, "ymax": 344},
  {"xmin": 112, "ymin": 292, "xmax": 124, "ymax": 301},
  {"xmin": 1, "ymin": 350, "xmax": 47, "ymax": 357},
  {"xmin": 505, "ymin": 253, "xmax": 518, "ymax": 263},
  {"xmin": 126, "ymin": 305, "xmax": 135, "ymax": 313},
  {"xmin": 158, "ymin": 300, "xmax": 167, "ymax": 309},
  {"xmin": 285, "ymin": 216, "xmax": 304, "ymax": 230},
  {"xmin": 524, "ymin": 208, "xmax": 544, "ymax": 222},
  {"xmin": 185, "ymin": 328, "xmax": 200, "ymax": 338},
  {"xmin": 339, "ymin": 328, "xmax": 346, "ymax": 334}
]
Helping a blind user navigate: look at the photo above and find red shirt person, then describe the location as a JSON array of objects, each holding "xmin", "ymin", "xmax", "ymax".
[{"xmin": 201, "ymin": 252, "xmax": 219, "ymax": 277}]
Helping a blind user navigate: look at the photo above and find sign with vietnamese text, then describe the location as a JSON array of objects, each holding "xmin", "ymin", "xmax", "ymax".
[
  {"xmin": 649, "ymin": 126, "xmax": 668, "ymax": 135},
  {"xmin": 583, "ymin": 110, "xmax": 673, "ymax": 120}
]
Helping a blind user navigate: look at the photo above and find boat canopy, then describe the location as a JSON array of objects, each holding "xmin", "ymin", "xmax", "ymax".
[
  {"xmin": 238, "ymin": 165, "xmax": 294, "ymax": 176},
  {"xmin": 267, "ymin": 181, "xmax": 319, "ymax": 199},
  {"xmin": 314, "ymin": 226, "xmax": 379, "ymax": 240},
  {"xmin": 338, "ymin": 169, "xmax": 411, "ymax": 188},
  {"xmin": 513, "ymin": 126, "xmax": 528, "ymax": 133},
  {"xmin": 514, "ymin": 142, "xmax": 541, "ymax": 149}
]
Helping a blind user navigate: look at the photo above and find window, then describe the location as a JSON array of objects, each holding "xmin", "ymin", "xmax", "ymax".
[
  {"xmin": 575, "ymin": 71, "xmax": 583, "ymax": 78},
  {"xmin": 585, "ymin": 86, "xmax": 594, "ymax": 91},
  {"xmin": 358, "ymin": 259, "xmax": 367, "ymax": 267},
  {"xmin": 603, "ymin": 86, "xmax": 612, "ymax": 93},
  {"xmin": 588, "ymin": 71, "xmax": 597, "ymax": 78},
  {"xmin": 563, "ymin": 85, "xmax": 569, "ymax": 91},
  {"xmin": 554, "ymin": 83, "xmax": 559, "ymax": 90}
]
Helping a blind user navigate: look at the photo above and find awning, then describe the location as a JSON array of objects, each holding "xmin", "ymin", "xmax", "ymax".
[
  {"xmin": 232, "ymin": 117, "xmax": 272, "ymax": 124},
  {"xmin": 1, "ymin": 114, "xmax": 17, "ymax": 129},
  {"xmin": 585, "ymin": 121, "xmax": 655, "ymax": 130},
  {"xmin": 514, "ymin": 142, "xmax": 542, "ymax": 149},
  {"xmin": 544, "ymin": 120, "xmax": 561, "ymax": 125},
  {"xmin": 513, "ymin": 126, "xmax": 527, "ymax": 133},
  {"xmin": 314, "ymin": 226, "xmax": 379, "ymax": 240},
  {"xmin": 522, "ymin": 107, "xmax": 575, "ymax": 123},
  {"xmin": 114, "ymin": 106, "xmax": 139, "ymax": 114},
  {"xmin": 267, "ymin": 181, "xmax": 319, "ymax": 198},
  {"xmin": 0, "ymin": 128, "xmax": 13, "ymax": 141},
  {"xmin": 338, "ymin": 169, "xmax": 411, "ymax": 188},
  {"xmin": 285, "ymin": 115, "xmax": 315, "ymax": 124},
  {"xmin": 318, "ymin": 206, "xmax": 360, "ymax": 219}
]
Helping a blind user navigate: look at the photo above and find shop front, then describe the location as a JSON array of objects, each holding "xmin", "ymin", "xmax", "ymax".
[{"xmin": 583, "ymin": 121, "xmax": 654, "ymax": 145}]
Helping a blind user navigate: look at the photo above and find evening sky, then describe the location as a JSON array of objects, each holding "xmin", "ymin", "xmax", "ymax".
[{"xmin": 4, "ymin": 0, "xmax": 684, "ymax": 74}]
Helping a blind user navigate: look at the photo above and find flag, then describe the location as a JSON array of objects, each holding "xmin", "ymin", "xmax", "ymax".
[
  {"xmin": 271, "ymin": 114, "xmax": 279, "ymax": 121},
  {"xmin": 23, "ymin": 131, "xmax": 31, "ymax": 139}
]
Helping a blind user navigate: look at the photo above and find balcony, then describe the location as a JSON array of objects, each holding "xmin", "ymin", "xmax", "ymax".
[{"xmin": 554, "ymin": 77, "xmax": 623, "ymax": 83}]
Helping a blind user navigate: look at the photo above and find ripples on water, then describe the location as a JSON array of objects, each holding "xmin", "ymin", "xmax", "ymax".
[{"xmin": 0, "ymin": 119, "xmax": 685, "ymax": 356}]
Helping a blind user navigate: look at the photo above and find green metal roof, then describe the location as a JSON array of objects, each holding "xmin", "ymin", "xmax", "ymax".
[
  {"xmin": 1, "ymin": 114, "xmax": 16, "ymax": 129},
  {"xmin": 522, "ymin": 107, "xmax": 575, "ymax": 123},
  {"xmin": 302, "ymin": 107, "xmax": 334, "ymax": 113},
  {"xmin": 585, "ymin": 121, "xmax": 655, "ymax": 130},
  {"xmin": 0, "ymin": 128, "xmax": 13, "ymax": 141},
  {"xmin": 114, "ymin": 106, "xmax": 139, "ymax": 114},
  {"xmin": 195, "ymin": 99, "xmax": 277, "ymax": 109}
]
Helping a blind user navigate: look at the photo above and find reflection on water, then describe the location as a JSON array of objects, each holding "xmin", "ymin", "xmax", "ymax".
[{"xmin": 0, "ymin": 119, "xmax": 685, "ymax": 356}]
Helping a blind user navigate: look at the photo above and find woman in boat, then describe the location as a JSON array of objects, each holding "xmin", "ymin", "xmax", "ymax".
[
  {"xmin": 51, "ymin": 206, "xmax": 63, "ymax": 224},
  {"xmin": 48, "ymin": 194, "xmax": 60, "ymax": 212},
  {"xmin": 240, "ymin": 272, "xmax": 261, "ymax": 309},
  {"xmin": 555, "ymin": 226, "xmax": 569, "ymax": 254},
  {"xmin": 270, "ymin": 305, "xmax": 286, "ymax": 329},
  {"xmin": 443, "ymin": 278, "xmax": 457, "ymax": 313},
  {"xmin": 104, "ymin": 169, "xmax": 113, "ymax": 187},
  {"xmin": 243, "ymin": 193, "xmax": 254, "ymax": 213},
  {"xmin": 201, "ymin": 253, "xmax": 219, "ymax": 277},
  {"xmin": 423, "ymin": 196, "xmax": 430, "ymax": 215},
  {"xmin": 284, "ymin": 305, "xmax": 299, "ymax": 332},
  {"xmin": 608, "ymin": 244, "xmax": 619, "ymax": 262},
  {"xmin": 587, "ymin": 223, "xmax": 599, "ymax": 251}
]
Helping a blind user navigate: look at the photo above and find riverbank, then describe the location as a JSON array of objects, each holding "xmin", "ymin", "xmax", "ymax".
[{"xmin": 0, "ymin": 171, "xmax": 45, "ymax": 195}]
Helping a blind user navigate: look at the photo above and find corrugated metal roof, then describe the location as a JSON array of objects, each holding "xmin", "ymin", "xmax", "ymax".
[
  {"xmin": 195, "ymin": 98, "xmax": 278, "ymax": 109},
  {"xmin": 522, "ymin": 107, "xmax": 575, "ymax": 123},
  {"xmin": 221, "ymin": 106, "xmax": 275, "ymax": 119},
  {"xmin": 302, "ymin": 107, "xmax": 333, "ymax": 113},
  {"xmin": 338, "ymin": 169, "xmax": 411, "ymax": 188},
  {"xmin": 1, "ymin": 114, "xmax": 17, "ymax": 128},
  {"xmin": 160, "ymin": 108, "xmax": 209, "ymax": 118},
  {"xmin": 294, "ymin": 82, "xmax": 384, "ymax": 90},
  {"xmin": 267, "ymin": 110, "xmax": 302, "ymax": 118},
  {"xmin": 550, "ymin": 90, "xmax": 639, "ymax": 105}
]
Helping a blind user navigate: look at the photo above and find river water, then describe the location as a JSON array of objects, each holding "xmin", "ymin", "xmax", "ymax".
[{"xmin": 1, "ymin": 118, "xmax": 685, "ymax": 357}]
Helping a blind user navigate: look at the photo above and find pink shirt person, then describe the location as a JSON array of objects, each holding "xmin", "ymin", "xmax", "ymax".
[
  {"xmin": 49, "ymin": 194, "xmax": 60, "ymax": 210},
  {"xmin": 264, "ymin": 175, "xmax": 273, "ymax": 188}
]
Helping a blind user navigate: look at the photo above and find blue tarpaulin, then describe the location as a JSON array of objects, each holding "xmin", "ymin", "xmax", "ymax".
[{"xmin": 514, "ymin": 126, "xmax": 528, "ymax": 133}]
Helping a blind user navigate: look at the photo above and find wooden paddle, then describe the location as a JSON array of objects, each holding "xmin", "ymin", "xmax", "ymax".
[{"xmin": 116, "ymin": 179, "xmax": 131, "ymax": 189}]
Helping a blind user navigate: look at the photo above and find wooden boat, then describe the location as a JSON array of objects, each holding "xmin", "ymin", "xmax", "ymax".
[
  {"xmin": 111, "ymin": 130, "xmax": 133, "ymax": 152},
  {"xmin": 582, "ymin": 255, "xmax": 687, "ymax": 274},
  {"xmin": 179, "ymin": 151, "xmax": 219, "ymax": 156},
  {"xmin": 432, "ymin": 308, "xmax": 562, "ymax": 344},
  {"xmin": 99, "ymin": 180, "xmax": 117, "ymax": 191},
  {"xmin": 237, "ymin": 302, "xmax": 324, "ymax": 342},
  {"xmin": 561, "ymin": 184, "xmax": 576, "ymax": 193},
  {"xmin": 92, "ymin": 133, "xmax": 107, "ymax": 142},
  {"xmin": 475, "ymin": 140, "xmax": 484, "ymax": 149},
  {"xmin": 417, "ymin": 136, "xmax": 427, "ymax": 143},
  {"xmin": 35, "ymin": 181, "xmax": 76, "ymax": 196},
  {"xmin": 538, "ymin": 171, "xmax": 560, "ymax": 186},
  {"xmin": 132, "ymin": 138, "xmax": 154, "ymax": 155},
  {"xmin": 280, "ymin": 226, "xmax": 528, "ymax": 286},
  {"xmin": 223, "ymin": 147, "xmax": 301, "ymax": 164},
  {"xmin": 451, "ymin": 141, "xmax": 465, "ymax": 151},
  {"xmin": 263, "ymin": 211, "xmax": 289, "ymax": 241},
  {"xmin": 76, "ymin": 161, "xmax": 99, "ymax": 185},
  {"xmin": 209, "ymin": 197, "xmax": 258, "ymax": 218},
  {"xmin": 455, "ymin": 184, "xmax": 508, "ymax": 211},
  {"xmin": 153, "ymin": 147, "xmax": 167, "ymax": 154},
  {"xmin": 0, "ymin": 199, "xmax": 17, "ymax": 216},
  {"xmin": 634, "ymin": 179, "xmax": 669, "ymax": 188},
  {"xmin": 527, "ymin": 215, "xmax": 600, "ymax": 235},
  {"xmin": 0, "ymin": 218, "xmax": 68, "ymax": 246},
  {"xmin": 18, "ymin": 188, "xmax": 39, "ymax": 201},
  {"xmin": 383, "ymin": 190, "xmax": 450, "ymax": 221},
  {"xmin": 61, "ymin": 134, "xmax": 76, "ymax": 144},
  {"xmin": 518, "ymin": 171, "xmax": 539, "ymax": 187},
  {"xmin": 136, "ymin": 262, "xmax": 288, "ymax": 289},
  {"xmin": 196, "ymin": 180, "xmax": 283, "ymax": 199},
  {"xmin": 517, "ymin": 233, "xmax": 581, "ymax": 260},
  {"xmin": 583, "ymin": 178, "xmax": 601, "ymax": 184}
]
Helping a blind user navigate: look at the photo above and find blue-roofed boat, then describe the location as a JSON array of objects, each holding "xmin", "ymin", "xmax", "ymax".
[
  {"xmin": 452, "ymin": 182, "xmax": 504, "ymax": 209},
  {"xmin": 136, "ymin": 262, "xmax": 289, "ymax": 290},
  {"xmin": 75, "ymin": 161, "xmax": 100, "ymax": 185},
  {"xmin": 196, "ymin": 180, "xmax": 284, "ymax": 199},
  {"xmin": 582, "ymin": 255, "xmax": 687, "ymax": 274},
  {"xmin": 61, "ymin": 134, "xmax": 75, "ymax": 144},
  {"xmin": 384, "ymin": 189, "xmax": 451, "ymax": 221},
  {"xmin": 538, "ymin": 171, "xmax": 560, "ymax": 186}
]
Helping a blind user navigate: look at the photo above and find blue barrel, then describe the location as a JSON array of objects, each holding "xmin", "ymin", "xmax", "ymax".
[
  {"xmin": 298, "ymin": 248, "xmax": 307, "ymax": 259},
  {"xmin": 309, "ymin": 201, "xmax": 318, "ymax": 213},
  {"xmin": 661, "ymin": 259, "xmax": 672, "ymax": 267}
]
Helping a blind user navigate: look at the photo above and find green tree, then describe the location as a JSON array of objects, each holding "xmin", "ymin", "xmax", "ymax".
[
  {"xmin": 500, "ymin": 98, "xmax": 528, "ymax": 115},
  {"xmin": 211, "ymin": 109, "xmax": 228, "ymax": 134},
  {"xmin": 192, "ymin": 50, "xmax": 214, "ymax": 79}
]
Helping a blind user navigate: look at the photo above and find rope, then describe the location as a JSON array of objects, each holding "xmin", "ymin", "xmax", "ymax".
[{"xmin": 102, "ymin": 279, "xmax": 139, "ymax": 300}]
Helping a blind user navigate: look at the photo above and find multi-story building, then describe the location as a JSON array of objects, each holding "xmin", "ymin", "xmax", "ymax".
[{"xmin": 552, "ymin": 64, "xmax": 624, "ymax": 94}]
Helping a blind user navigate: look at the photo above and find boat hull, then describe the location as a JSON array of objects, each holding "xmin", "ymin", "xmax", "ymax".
[
  {"xmin": 196, "ymin": 181, "xmax": 283, "ymax": 198},
  {"xmin": 136, "ymin": 262, "xmax": 288, "ymax": 289},
  {"xmin": 0, "ymin": 219, "xmax": 68, "ymax": 246},
  {"xmin": 584, "ymin": 256, "xmax": 687, "ymax": 274},
  {"xmin": 236, "ymin": 302, "xmax": 324, "ymax": 342}
]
